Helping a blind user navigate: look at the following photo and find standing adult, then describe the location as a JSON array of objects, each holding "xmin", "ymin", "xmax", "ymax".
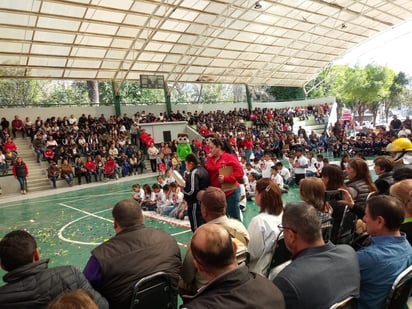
[
  {"xmin": 242, "ymin": 134, "xmax": 254, "ymax": 164},
  {"xmin": 12, "ymin": 157, "xmax": 28, "ymax": 194},
  {"xmin": 390, "ymin": 114, "xmax": 402, "ymax": 131},
  {"xmin": 205, "ymin": 139, "xmax": 244, "ymax": 221},
  {"xmin": 293, "ymin": 148, "xmax": 308, "ymax": 185},
  {"xmin": 183, "ymin": 153, "xmax": 209, "ymax": 232},
  {"xmin": 129, "ymin": 122, "xmax": 140, "ymax": 147},
  {"xmin": 147, "ymin": 142, "xmax": 159, "ymax": 173},
  {"xmin": 83, "ymin": 199, "xmax": 181, "ymax": 309}
]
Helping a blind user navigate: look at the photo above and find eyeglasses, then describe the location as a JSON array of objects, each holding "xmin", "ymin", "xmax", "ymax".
[{"xmin": 278, "ymin": 224, "xmax": 297, "ymax": 233}]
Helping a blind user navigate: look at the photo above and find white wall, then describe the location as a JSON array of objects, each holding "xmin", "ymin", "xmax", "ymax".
[
  {"xmin": 139, "ymin": 121, "xmax": 189, "ymax": 143},
  {"xmin": 0, "ymin": 96, "xmax": 335, "ymax": 121}
]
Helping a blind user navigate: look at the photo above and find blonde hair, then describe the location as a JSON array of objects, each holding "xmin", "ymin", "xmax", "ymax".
[
  {"xmin": 390, "ymin": 179, "xmax": 412, "ymax": 215},
  {"xmin": 299, "ymin": 177, "xmax": 326, "ymax": 211},
  {"xmin": 47, "ymin": 289, "xmax": 98, "ymax": 309}
]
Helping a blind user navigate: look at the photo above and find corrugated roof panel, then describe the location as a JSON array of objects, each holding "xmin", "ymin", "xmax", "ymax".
[
  {"xmin": 41, "ymin": 2, "xmax": 86, "ymax": 18},
  {"xmin": 0, "ymin": 55, "xmax": 27, "ymax": 65},
  {"xmin": 0, "ymin": 0, "xmax": 411, "ymax": 86}
]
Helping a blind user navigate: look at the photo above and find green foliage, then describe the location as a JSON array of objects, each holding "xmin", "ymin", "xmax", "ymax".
[
  {"xmin": 0, "ymin": 79, "xmax": 43, "ymax": 106},
  {"xmin": 170, "ymin": 83, "xmax": 242, "ymax": 104},
  {"xmin": 306, "ymin": 64, "xmax": 405, "ymax": 123},
  {"xmin": 0, "ymin": 64, "xmax": 409, "ymax": 109},
  {"xmin": 268, "ymin": 86, "xmax": 305, "ymax": 101},
  {"xmin": 189, "ymin": 84, "xmax": 235, "ymax": 103},
  {"xmin": 99, "ymin": 81, "xmax": 164, "ymax": 104},
  {"xmin": 43, "ymin": 81, "xmax": 89, "ymax": 105}
]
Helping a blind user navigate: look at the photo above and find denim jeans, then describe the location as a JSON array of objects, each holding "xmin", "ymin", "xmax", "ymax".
[
  {"xmin": 17, "ymin": 176, "xmax": 26, "ymax": 191},
  {"xmin": 226, "ymin": 186, "xmax": 241, "ymax": 221}
]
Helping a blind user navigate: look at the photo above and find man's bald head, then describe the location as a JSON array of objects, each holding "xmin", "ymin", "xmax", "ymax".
[
  {"xmin": 190, "ymin": 224, "xmax": 236, "ymax": 271},
  {"xmin": 112, "ymin": 199, "xmax": 144, "ymax": 228}
]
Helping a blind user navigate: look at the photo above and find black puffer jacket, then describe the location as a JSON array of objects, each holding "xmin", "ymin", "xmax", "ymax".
[
  {"xmin": 0, "ymin": 259, "xmax": 108, "ymax": 309},
  {"xmin": 347, "ymin": 179, "xmax": 371, "ymax": 218}
]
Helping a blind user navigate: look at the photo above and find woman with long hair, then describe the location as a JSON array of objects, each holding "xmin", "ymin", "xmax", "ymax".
[
  {"xmin": 299, "ymin": 177, "xmax": 333, "ymax": 240},
  {"xmin": 60, "ymin": 158, "xmax": 74, "ymax": 186},
  {"xmin": 74, "ymin": 157, "xmax": 87, "ymax": 185},
  {"xmin": 346, "ymin": 158, "xmax": 377, "ymax": 218},
  {"xmin": 247, "ymin": 178, "xmax": 283, "ymax": 276},
  {"xmin": 205, "ymin": 138, "xmax": 244, "ymax": 221}
]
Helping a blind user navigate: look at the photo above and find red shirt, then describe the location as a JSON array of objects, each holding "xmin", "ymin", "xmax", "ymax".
[
  {"xmin": 242, "ymin": 139, "xmax": 253, "ymax": 150},
  {"xmin": 3, "ymin": 141, "xmax": 17, "ymax": 152},
  {"xmin": 85, "ymin": 161, "xmax": 96, "ymax": 172},
  {"xmin": 199, "ymin": 126, "xmax": 209, "ymax": 136},
  {"xmin": 205, "ymin": 151, "xmax": 244, "ymax": 196},
  {"xmin": 12, "ymin": 119, "xmax": 24, "ymax": 129}
]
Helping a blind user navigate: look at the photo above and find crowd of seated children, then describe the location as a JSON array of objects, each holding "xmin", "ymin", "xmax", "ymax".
[
  {"xmin": 158, "ymin": 183, "xmax": 184, "ymax": 217},
  {"xmin": 140, "ymin": 183, "xmax": 165, "ymax": 211},
  {"xmin": 132, "ymin": 180, "xmax": 188, "ymax": 220}
]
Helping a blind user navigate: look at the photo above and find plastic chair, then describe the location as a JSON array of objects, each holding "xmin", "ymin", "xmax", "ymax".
[
  {"xmin": 130, "ymin": 271, "xmax": 177, "ymax": 309},
  {"xmin": 385, "ymin": 265, "xmax": 412, "ymax": 309},
  {"xmin": 329, "ymin": 296, "xmax": 357, "ymax": 309},
  {"xmin": 330, "ymin": 205, "xmax": 357, "ymax": 245},
  {"xmin": 104, "ymin": 159, "xmax": 116, "ymax": 179}
]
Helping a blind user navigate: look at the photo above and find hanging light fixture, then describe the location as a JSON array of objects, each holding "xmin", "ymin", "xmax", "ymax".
[{"xmin": 254, "ymin": 1, "xmax": 262, "ymax": 9}]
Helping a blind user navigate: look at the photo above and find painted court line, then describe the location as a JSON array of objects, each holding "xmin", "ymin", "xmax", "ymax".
[
  {"xmin": 58, "ymin": 208, "xmax": 112, "ymax": 245},
  {"xmin": 57, "ymin": 203, "xmax": 190, "ymax": 247},
  {"xmin": 59, "ymin": 203, "xmax": 113, "ymax": 222},
  {"xmin": 171, "ymin": 230, "xmax": 192, "ymax": 236},
  {"xmin": 143, "ymin": 212, "xmax": 191, "ymax": 229}
]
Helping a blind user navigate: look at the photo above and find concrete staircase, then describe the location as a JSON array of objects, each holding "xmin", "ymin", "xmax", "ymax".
[
  {"xmin": 12, "ymin": 137, "xmax": 52, "ymax": 193},
  {"xmin": 1, "ymin": 137, "xmax": 156, "ymax": 196}
]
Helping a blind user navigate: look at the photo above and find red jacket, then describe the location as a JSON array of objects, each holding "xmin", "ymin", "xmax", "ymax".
[
  {"xmin": 85, "ymin": 161, "xmax": 97, "ymax": 172},
  {"xmin": 242, "ymin": 139, "xmax": 253, "ymax": 150},
  {"xmin": 3, "ymin": 141, "xmax": 17, "ymax": 152},
  {"xmin": 205, "ymin": 151, "xmax": 243, "ymax": 196}
]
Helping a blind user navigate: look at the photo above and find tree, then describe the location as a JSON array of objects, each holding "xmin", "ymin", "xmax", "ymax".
[
  {"xmin": 268, "ymin": 86, "xmax": 305, "ymax": 101},
  {"xmin": 306, "ymin": 64, "xmax": 398, "ymax": 124},
  {"xmin": 87, "ymin": 81, "xmax": 99, "ymax": 104},
  {"xmin": 339, "ymin": 65, "xmax": 394, "ymax": 125},
  {"xmin": 0, "ymin": 79, "xmax": 43, "ymax": 106},
  {"xmin": 46, "ymin": 81, "xmax": 89, "ymax": 105},
  {"xmin": 383, "ymin": 72, "xmax": 409, "ymax": 121}
]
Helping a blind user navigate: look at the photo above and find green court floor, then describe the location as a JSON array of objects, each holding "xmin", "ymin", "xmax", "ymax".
[
  {"xmin": 0, "ymin": 157, "xmax": 375, "ymax": 285},
  {"xmin": 0, "ymin": 172, "xmax": 301, "ymax": 285}
]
